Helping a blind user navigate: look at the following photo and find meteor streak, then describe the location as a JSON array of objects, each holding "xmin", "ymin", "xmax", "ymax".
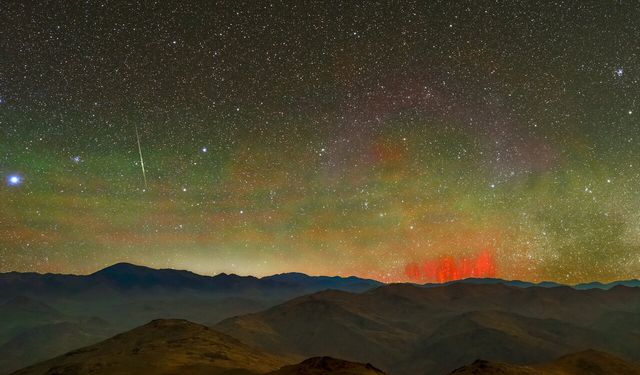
[{"xmin": 135, "ymin": 125, "xmax": 148, "ymax": 190}]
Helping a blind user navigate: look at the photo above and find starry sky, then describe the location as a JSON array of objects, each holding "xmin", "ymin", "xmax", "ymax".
[{"xmin": 1, "ymin": 1, "xmax": 639, "ymax": 283}]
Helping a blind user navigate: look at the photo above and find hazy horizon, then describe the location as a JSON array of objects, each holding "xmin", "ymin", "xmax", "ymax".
[{"xmin": 4, "ymin": 260, "xmax": 639, "ymax": 286}]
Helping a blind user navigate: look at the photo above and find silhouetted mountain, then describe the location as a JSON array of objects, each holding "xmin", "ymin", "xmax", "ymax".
[
  {"xmin": 423, "ymin": 277, "xmax": 640, "ymax": 290},
  {"xmin": 3, "ymin": 266, "xmax": 640, "ymax": 374},
  {"xmin": 0, "ymin": 263, "xmax": 382, "ymax": 299},
  {"xmin": 0, "ymin": 263, "xmax": 381, "ymax": 334},
  {"xmin": 267, "ymin": 357, "xmax": 386, "ymax": 375},
  {"xmin": 215, "ymin": 283, "xmax": 640, "ymax": 375},
  {"xmin": 0, "ymin": 264, "xmax": 383, "ymax": 375},
  {"xmin": 89, "ymin": 262, "xmax": 213, "ymax": 289},
  {"xmin": 0, "ymin": 264, "xmax": 383, "ymax": 327},
  {"xmin": 574, "ymin": 279, "xmax": 640, "ymax": 290},
  {"xmin": 449, "ymin": 349, "xmax": 640, "ymax": 374},
  {"xmin": 12, "ymin": 319, "xmax": 288, "ymax": 375},
  {"xmin": 262, "ymin": 273, "xmax": 382, "ymax": 293},
  {"xmin": 424, "ymin": 278, "xmax": 563, "ymax": 289}
]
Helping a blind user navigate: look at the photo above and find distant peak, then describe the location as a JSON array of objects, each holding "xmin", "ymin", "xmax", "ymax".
[
  {"xmin": 262, "ymin": 272, "xmax": 381, "ymax": 283},
  {"xmin": 276, "ymin": 272, "xmax": 309, "ymax": 277},
  {"xmin": 91, "ymin": 262, "xmax": 157, "ymax": 276},
  {"xmin": 263, "ymin": 272, "xmax": 312, "ymax": 280}
]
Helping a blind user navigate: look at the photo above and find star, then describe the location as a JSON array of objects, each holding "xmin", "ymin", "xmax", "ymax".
[
  {"xmin": 615, "ymin": 68, "xmax": 624, "ymax": 77},
  {"xmin": 7, "ymin": 174, "xmax": 22, "ymax": 186},
  {"xmin": 201, "ymin": 147, "xmax": 208, "ymax": 153}
]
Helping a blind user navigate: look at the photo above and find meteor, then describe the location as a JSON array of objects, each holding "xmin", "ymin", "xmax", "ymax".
[{"xmin": 135, "ymin": 125, "xmax": 148, "ymax": 191}]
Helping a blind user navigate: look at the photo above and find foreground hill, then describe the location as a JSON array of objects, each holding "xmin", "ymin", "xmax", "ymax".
[
  {"xmin": 449, "ymin": 349, "xmax": 640, "ymax": 374},
  {"xmin": 267, "ymin": 357, "xmax": 386, "ymax": 375},
  {"xmin": 12, "ymin": 319, "xmax": 288, "ymax": 375},
  {"xmin": 215, "ymin": 283, "xmax": 640, "ymax": 374}
]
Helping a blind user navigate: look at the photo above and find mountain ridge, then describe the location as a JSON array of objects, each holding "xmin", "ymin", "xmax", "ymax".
[
  {"xmin": 2, "ymin": 262, "xmax": 639, "ymax": 290},
  {"xmin": 2, "ymin": 264, "xmax": 640, "ymax": 374},
  {"xmin": 214, "ymin": 281, "xmax": 640, "ymax": 375}
]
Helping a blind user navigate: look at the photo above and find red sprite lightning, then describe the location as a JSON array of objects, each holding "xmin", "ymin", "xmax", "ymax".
[{"xmin": 404, "ymin": 248, "xmax": 497, "ymax": 283}]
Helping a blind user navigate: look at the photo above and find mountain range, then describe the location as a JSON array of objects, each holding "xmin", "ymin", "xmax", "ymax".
[
  {"xmin": 0, "ymin": 263, "xmax": 381, "ymax": 374},
  {"xmin": 0, "ymin": 263, "xmax": 383, "ymax": 300},
  {"xmin": 2, "ymin": 263, "xmax": 640, "ymax": 374},
  {"xmin": 214, "ymin": 283, "xmax": 640, "ymax": 374},
  {"xmin": 424, "ymin": 277, "xmax": 640, "ymax": 290}
]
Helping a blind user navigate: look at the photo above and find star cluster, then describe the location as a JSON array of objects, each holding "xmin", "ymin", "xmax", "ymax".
[{"xmin": 1, "ymin": 2, "xmax": 639, "ymax": 283}]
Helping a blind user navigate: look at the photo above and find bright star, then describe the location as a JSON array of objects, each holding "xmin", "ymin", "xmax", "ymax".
[
  {"xmin": 615, "ymin": 68, "xmax": 624, "ymax": 77},
  {"xmin": 7, "ymin": 175, "xmax": 22, "ymax": 186},
  {"xmin": 201, "ymin": 147, "xmax": 208, "ymax": 153}
]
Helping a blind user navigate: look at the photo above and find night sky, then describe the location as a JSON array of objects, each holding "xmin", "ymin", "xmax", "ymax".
[{"xmin": 1, "ymin": 1, "xmax": 639, "ymax": 283}]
